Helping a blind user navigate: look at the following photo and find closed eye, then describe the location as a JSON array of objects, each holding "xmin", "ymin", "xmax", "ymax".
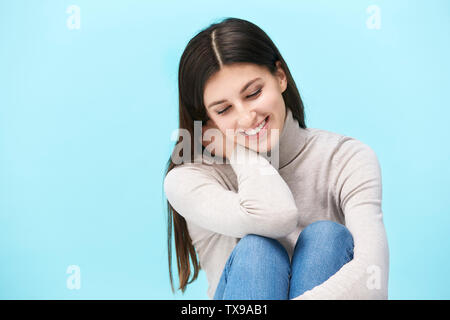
[
  {"xmin": 247, "ymin": 88, "xmax": 262, "ymax": 98},
  {"xmin": 217, "ymin": 88, "xmax": 262, "ymax": 115},
  {"xmin": 217, "ymin": 106, "xmax": 231, "ymax": 115}
]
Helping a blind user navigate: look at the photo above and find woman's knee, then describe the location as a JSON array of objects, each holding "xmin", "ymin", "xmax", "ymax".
[
  {"xmin": 289, "ymin": 221, "xmax": 354, "ymax": 298},
  {"xmin": 230, "ymin": 234, "xmax": 290, "ymax": 269},
  {"xmin": 220, "ymin": 234, "xmax": 291, "ymax": 300},
  {"xmin": 298, "ymin": 220, "xmax": 354, "ymax": 251}
]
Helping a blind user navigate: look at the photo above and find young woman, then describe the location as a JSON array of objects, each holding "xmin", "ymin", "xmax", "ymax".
[{"xmin": 163, "ymin": 17, "xmax": 389, "ymax": 299}]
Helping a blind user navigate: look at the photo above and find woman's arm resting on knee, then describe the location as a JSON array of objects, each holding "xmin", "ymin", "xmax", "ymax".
[{"xmin": 292, "ymin": 139, "xmax": 389, "ymax": 300}]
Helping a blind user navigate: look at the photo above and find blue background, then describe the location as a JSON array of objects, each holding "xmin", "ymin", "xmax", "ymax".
[{"xmin": 1, "ymin": 0, "xmax": 449, "ymax": 299}]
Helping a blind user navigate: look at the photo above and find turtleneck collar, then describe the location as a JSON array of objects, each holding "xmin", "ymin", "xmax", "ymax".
[
  {"xmin": 268, "ymin": 106, "xmax": 308, "ymax": 170},
  {"xmin": 197, "ymin": 107, "xmax": 308, "ymax": 169}
]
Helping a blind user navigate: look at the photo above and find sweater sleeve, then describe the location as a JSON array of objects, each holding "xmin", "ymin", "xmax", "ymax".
[
  {"xmin": 292, "ymin": 138, "xmax": 389, "ymax": 300},
  {"xmin": 164, "ymin": 143, "xmax": 299, "ymax": 238}
]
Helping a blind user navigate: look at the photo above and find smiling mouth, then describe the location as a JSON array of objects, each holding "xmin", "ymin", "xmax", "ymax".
[{"xmin": 242, "ymin": 115, "xmax": 269, "ymax": 136}]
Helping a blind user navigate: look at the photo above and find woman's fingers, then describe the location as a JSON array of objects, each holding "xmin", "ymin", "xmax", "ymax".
[{"xmin": 202, "ymin": 120, "xmax": 235, "ymax": 159}]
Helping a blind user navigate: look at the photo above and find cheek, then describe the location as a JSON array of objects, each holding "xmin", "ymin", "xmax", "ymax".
[
  {"xmin": 218, "ymin": 120, "xmax": 234, "ymax": 133},
  {"xmin": 261, "ymin": 90, "xmax": 283, "ymax": 111}
]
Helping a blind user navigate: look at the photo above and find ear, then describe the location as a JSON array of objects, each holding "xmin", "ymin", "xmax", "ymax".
[{"xmin": 275, "ymin": 60, "xmax": 287, "ymax": 93}]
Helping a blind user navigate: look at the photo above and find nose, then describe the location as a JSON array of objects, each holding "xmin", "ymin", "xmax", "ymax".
[{"xmin": 237, "ymin": 110, "xmax": 257, "ymax": 129}]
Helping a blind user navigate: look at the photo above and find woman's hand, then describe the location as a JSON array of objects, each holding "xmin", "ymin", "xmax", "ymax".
[{"xmin": 202, "ymin": 119, "xmax": 236, "ymax": 160}]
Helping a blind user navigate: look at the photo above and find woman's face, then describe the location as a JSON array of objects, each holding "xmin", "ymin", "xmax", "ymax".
[{"xmin": 203, "ymin": 61, "xmax": 288, "ymax": 153}]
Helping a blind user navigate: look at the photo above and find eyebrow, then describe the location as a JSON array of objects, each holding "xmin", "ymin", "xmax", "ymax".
[{"xmin": 207, "ymin": 77, "xmax": 262, "ymax": 109}]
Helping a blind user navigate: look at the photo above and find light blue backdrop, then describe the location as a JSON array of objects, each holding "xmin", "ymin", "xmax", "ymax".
[{"xmin": 1, "ymin": 0, "xmax": 449, "ymax": 299}]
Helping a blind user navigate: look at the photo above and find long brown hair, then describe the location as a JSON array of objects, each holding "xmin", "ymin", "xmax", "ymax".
[{"xmin": 164, "ymin": 17, "xmax": 307, "ymax": 294}]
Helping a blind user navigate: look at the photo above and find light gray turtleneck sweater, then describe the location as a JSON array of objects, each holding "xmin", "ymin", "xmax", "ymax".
[{"xmin": 164, "ymin": 107, "xmax": 389, "ymax": 299}]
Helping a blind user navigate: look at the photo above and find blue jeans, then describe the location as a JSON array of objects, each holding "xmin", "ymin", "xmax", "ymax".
[{"xmin": 213, "ymin": 220, "xmax": 354, "ymax": 300}]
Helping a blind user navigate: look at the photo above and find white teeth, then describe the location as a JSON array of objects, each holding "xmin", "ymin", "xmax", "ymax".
[{"xmin": 244, "ymin": 118, "xmax": 266, "ymax": 136}]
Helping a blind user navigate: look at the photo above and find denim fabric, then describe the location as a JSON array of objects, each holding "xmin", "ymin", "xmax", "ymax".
[{"xmin": 213, "ymin": 220, "xmax": 354, "ymax": 300}]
